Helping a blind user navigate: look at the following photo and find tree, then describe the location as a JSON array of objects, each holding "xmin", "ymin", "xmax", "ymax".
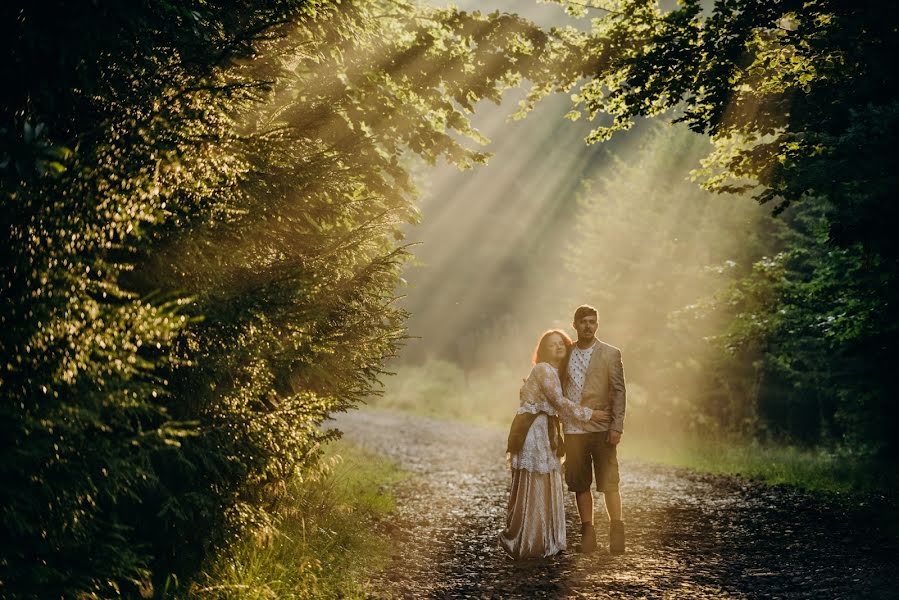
[
  {"xmin": 1, "ymin": 1, "xmax": 557, "ymax": 595},
  {"xmin": 531, "ymin": 0, "xmax": 898, "ymax": 457}
]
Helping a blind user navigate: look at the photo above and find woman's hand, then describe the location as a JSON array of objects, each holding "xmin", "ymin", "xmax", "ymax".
[{"xmin": 591, "ymin": 409, "xmax": 609, "ymax": 423}]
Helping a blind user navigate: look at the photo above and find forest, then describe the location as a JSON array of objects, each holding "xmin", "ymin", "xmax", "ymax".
[{"xmin": 2, "ymin": 0, "xmax": 897, "ymax": 597}]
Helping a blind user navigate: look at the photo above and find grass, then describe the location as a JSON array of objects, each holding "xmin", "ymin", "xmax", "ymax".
[
  {"xmin": 368, "ymin": 359, "xmax": 522, "ymax": 427},
  {"xmin": 181, "ymin": 441, "xmax": 407, "ymax": 599},
  {"xmin": 623, "ymin": 434, "xmax": 893, "ymax": 496}
]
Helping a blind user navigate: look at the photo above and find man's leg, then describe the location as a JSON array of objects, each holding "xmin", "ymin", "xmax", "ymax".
[
  {"xmin": 576, "ymin": 490, "xmax": 593, "ymax": 524},
  {"xmin": 565, "ymin": 433, "xmax": 597, "ymax": 552},
  {"xmin": 566, "ymin": 434, "xmax": 594, "ymax": 525},
  {"xmin": 603, "ymin": 490, "xmax": 622, "ymax": 521},
  {"xmin": 574, "ymin": 489, "xmax": 597, "ymax": 553},
  {"xmin": 596, "ymin": 437, "xmax": 625, "ymax": 554}
]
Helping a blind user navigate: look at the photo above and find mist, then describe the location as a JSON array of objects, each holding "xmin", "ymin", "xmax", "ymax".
[{"xmin": 374, "ymin": 1, "xmax": 779, "ymax": 454}]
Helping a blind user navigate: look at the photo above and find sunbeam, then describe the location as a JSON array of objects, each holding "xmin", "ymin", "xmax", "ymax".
[{"xmin": 382, "ymin": 0, "xmax": 776, "ymax": 460}]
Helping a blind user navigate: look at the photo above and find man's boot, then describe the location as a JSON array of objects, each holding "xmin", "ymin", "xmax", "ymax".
[
  {"xmin": 579, "ymin": 522, "xmax": 597, "ymax": 553},
  {"xmin": 610, "ymin": 520, "xmax": 625, "ymax": 554}
]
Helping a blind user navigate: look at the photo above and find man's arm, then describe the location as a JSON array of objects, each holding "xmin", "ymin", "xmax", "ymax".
[{"xmin": 609, "ymin": 348, "xmax": 626, "ymax": 436}]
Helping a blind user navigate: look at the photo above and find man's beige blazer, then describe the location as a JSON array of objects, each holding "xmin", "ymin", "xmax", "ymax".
[{"xmin": 566, "ymin": 340, "xmax": 626, "ymax": 433}]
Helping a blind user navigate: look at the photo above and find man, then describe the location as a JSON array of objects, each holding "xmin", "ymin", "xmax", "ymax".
[{"xmin": 562, "ymin": 304, "xmax": 626, "ymax": 554}]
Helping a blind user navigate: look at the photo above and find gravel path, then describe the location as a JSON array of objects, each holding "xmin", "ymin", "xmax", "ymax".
[{"xmin": 329, "ymin": 410, "xmax": 897, "ymax": 599}]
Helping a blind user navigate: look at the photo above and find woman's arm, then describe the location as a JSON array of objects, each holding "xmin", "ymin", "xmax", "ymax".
[
  {"xmin": 534, "ymin": 363, "xmax": 595, "ymax": 423},
  {"xmin": 516, "ymin": 373, "xmax": 540, "ymax": 414}
]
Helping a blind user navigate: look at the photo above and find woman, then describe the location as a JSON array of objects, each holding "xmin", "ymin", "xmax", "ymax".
[{"xmin": 499, "ymin": 329, "xmax": 608, "ymax": 559}]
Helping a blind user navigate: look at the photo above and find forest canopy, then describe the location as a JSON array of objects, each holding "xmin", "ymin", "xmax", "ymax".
[{"xmin": 2, "ymin": 0, "xmax": 896, "ymax": 596}]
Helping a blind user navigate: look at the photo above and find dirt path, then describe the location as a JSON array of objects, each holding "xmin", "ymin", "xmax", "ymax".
[{"xmin": 329, "ymin": 410, "xmax": 897, "ymax": 599}]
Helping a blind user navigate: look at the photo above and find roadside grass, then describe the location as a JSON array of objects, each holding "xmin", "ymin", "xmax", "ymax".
[
  {"xmin": 627, "ymin": 434, "xmax": 899, "ymax": 539},
  {"xmin": 368, "ymin": 359, "xmax": 520, "ymax": 427},
  {"xmin": 623, "ymin": 435, "xmax": 893, "ymax": 496},
  {"xmin": 181, "ymin": 440, "xmax": 407, "ymax": 599}
]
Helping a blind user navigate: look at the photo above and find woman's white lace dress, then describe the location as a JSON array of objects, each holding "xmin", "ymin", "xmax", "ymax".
[{"xmin": 499, "ymin": 362, "xmax": 593, "ymax": 559}]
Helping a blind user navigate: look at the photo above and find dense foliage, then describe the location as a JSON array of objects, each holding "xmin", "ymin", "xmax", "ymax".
[
  {"xmin": 541, "ymin": 0, "xmax": 898, "ymax": 458},
  {"xmin": 1, "ymin": 1, "xmax": 555, "ymax": 596}
]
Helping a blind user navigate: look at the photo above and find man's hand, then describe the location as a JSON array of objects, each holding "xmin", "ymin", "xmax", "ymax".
[
  {"xmin": 607, "ymin": 430, "xmax": 622, "ymax": 445},
  {"xmin": 590, "ymin": 409, "xmax": 609, "ymax": 423}
]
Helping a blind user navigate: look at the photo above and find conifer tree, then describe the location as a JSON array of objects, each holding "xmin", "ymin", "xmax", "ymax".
[{"xmin": 1, "ymin": 1, "xmax": 555, "ymax": 595}]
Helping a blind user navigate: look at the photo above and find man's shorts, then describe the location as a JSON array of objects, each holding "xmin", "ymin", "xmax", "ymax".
[{"xmin": 563, "ymin": 432, "xmax": 620, "ymax": 493}]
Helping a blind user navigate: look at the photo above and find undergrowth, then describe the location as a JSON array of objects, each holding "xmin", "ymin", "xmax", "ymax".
[{"xmin": 179, "ymin": 440, "xmax": 406, "ymax": 599}]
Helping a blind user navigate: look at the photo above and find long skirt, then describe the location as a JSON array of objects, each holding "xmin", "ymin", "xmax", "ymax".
[{"xmin": 498, "ymin": 467, "xmax": 567, "ymax": 559}]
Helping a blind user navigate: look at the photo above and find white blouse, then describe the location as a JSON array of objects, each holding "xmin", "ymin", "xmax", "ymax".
[{"xmin": 511, "ymin": 362, "xmax": 593, "ymax": 473}]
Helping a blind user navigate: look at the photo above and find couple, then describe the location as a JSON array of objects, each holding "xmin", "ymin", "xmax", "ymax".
[{"xmin": 500, "ymin": 304, "xmax": 626, "ymax": 559}]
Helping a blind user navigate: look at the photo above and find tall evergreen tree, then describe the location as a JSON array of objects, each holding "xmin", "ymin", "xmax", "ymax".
[{"xmin": 1, "ymin": 1, "xmax": 555, "ymax": 595}]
